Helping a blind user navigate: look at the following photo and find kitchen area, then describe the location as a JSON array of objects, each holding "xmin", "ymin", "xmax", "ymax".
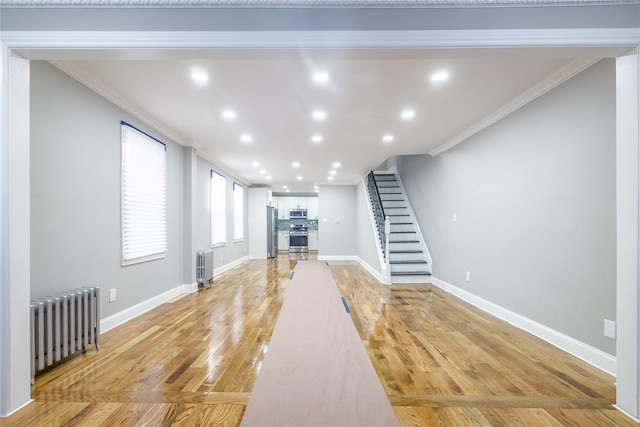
[{"xmin": 272, "ymin": 196, "xmax": 319, "ymax": 253}]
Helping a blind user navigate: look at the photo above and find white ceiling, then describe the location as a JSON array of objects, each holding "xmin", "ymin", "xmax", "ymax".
[{"xmin": 53, "ymin": 48, "xmax": 600, "ymax": 193}]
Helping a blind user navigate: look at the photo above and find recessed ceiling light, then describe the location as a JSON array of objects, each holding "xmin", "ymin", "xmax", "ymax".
[
  {"xmin": 296, "ymin": 176, "xmax": 303, "ymax": 180},
  {"xmin": 330, "ymin": 170, "xmax": 337, "ymax": 175},
  {"xmin": 312, "ymin": 135, "xmax": 323, "ymax": 143},
  {"xmin": 312, "ymin": 72, "xmax": 329, "ymax": 84},
  {"xmin": 266, "ymin": 176, "xmax": 272, "ymax": 180},
  {"xmin": 383, "ymin": 134, "xmax": 394, "ymax": 143},
  {"xmin": 313, "ymin": 110, "xmax": 326, "ymax": 121},
  {"xmin": 292, "ymin": 162, "xmax": 300, "ymax": 168},
  {"xmin": 314, "ymin": 185, "xmax": 318, "ymax": 189},
  {"xmin": 286, "ymin": 189, "xmax": 291, "ymax": 193},
  {"xmin": 222, "ymin": 109, "xmax": 236, "ymax": 120},
  {"xmin": 252, "ymin": 161, "xmax": 260, "ymax": 167},
  {"xmin": 332, "ymin": 162, "xmax": 341, "ymax": 168},
  {"xmin": 241, "ymin": 134, "xmax": 253, "ymax": 143},
  {"xmin": 431, "ymin": 71, "xmax": 449, "ymax": 82},
  {"xmin": 401, "ymin": 109, "xmax": 416, "ymax": 121},
  {"xmin": 328, "ymin": 176, "xmax": 334, "ymax": 181},
  {"xmin": 283, "ymin": 185, "xmax": 288, "ymax": 189},
  {"xmin": 315, "ymin": 189, "xmax": 319, "ymax": 193},
  {"xmin": 191, "ymin": 69, "xmax": 209, "ymax": 84}
]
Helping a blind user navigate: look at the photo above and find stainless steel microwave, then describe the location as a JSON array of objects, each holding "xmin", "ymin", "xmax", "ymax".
[{"xmin": 290, "ymin": 209, "xmax": 307, "ymax": 219}]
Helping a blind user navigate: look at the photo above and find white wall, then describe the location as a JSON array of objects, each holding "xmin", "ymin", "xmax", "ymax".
[
  {"xmin": 0, "ymin": 47, "xmax": 31, "ymax": 418},
  {"xmin": 318, "ymin": 185, "xmax": 357, "ymax": 257},
  {"xmin": 356, "ymin": 180, "xmax": 382, "ymax": 275},
  {"xmin": 248, "ymin": 187, "xmax": 269, "ymax": 259},
  {"xmin": 615, "ymin": 52, "xmax": 640, "ymax": 416},
  {"xmin": 396, "ymin": 59, "xmax": 617, "ymax": 355}
]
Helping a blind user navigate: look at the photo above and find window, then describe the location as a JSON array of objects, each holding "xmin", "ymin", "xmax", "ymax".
[
  {"xmin": 121, "ymin": 121, "xmax": 167, "ymax": 265},
  {"xmin": 211, "ymin": 170, "xmax": 226, "ymax": 246},
  {"xmin": 233, "ymin": 183, "xmax": 244, "ymax": 241}
]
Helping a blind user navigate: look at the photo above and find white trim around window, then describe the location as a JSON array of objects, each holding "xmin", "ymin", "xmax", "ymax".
[
  {"xmin": 233, "ymin": 182, "xmax": 244, "ymax": 241},
  {"xmin": 121, "ymin": 121, "xmax": 167, "ymax": 265},
  {"xmin": 211, "ymin": 170, "xmax": 226, "ymax": 247}
]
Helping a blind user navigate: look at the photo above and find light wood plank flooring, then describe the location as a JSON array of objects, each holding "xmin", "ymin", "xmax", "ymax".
[{"xmin": 2, "ymin": 253, "xmax": 637, "ymax": 426}]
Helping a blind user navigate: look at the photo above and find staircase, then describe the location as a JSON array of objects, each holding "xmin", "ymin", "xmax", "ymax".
[{"xmin": 367, "ymin": 171, "xmax": 431, "ymax": 282}]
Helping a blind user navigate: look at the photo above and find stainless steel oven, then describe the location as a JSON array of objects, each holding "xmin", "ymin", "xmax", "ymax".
[{"xmin": 289, "ymin": 226, "xmax": 308, "ymax": 253}]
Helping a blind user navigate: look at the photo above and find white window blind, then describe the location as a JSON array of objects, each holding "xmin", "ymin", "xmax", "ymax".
[
  {"xmin": 233, "ymin": 183, "xmax": 244, "ymax": 241},
  {"xmin": 211, "ymin": 170, "xmax": 226, "ymax": 246},
  {"xmin": 121, "ymin": 121, "xmax": 167, "ymax": 265}
]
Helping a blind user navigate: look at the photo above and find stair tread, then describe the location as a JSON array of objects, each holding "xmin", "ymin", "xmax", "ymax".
[
  {"xmin": 392, "ymin": 271, "xmax": 432, "ymax": 276},
  {"xmin": 390, "ymin": 260, "xmax": 428, "ymax": 264},
  {"xmin": 390, "ymin": 231, "xmax": 416, "ymax": 234},
  {"xmin": 390, "ymin": 250, "xmax": 423, "ymax": 253},
  {"xmin": 390, "ymin": 240, "xmax": 420, "ymax": 243}
]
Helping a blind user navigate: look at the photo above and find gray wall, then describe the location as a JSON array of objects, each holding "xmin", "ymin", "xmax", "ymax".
[
  {"xmin": 30, "ymin": 61, "xmax": 249, "ymax": 320},
  {"xmin": 318, "ymin": 185, "xmax": 357, "ymax": 256},
  {"xmin": 3, "ymin": 6, "xmax": 639, "ymax": 32},
  {"xmin": 30, "ymin": 61, "xmax": 184, "ymax": 318},
  {"xmin": 195, "ymin": 156, "xmax": 249, "ymax": 271},
  {"xmin": 396, "ymin": 59, "xmax": 616, "ymax": 355}
]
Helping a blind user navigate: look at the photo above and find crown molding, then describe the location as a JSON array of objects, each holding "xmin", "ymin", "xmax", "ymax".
[
  {"xmin": 1, "ymin": 0, "xmax": 637, "ymax": 6},
  {"xmin": 3, "ymin": 28, "xmax": 639, "ymax": 52},
  {"xmin": 50, "ymin": 60, "xmax": 248, "ymax": 179},
  {"xmin": 49, "ymin": 60, "xmax": 189, "ymax": 148},
  {"xmin": 429, "ymin": 57, "xmax": 602, "ymax": 156},
  {"xmin": 29, "ymin": 28, "xmax": 638, "ymax": 160}
]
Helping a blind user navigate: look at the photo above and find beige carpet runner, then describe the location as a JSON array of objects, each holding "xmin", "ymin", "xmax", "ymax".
[{"xmin": 241, "ymin": 260, "xmax": 399, "ymax": 427}]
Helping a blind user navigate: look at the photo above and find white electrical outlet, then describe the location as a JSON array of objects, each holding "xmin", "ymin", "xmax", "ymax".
[
  {"xmin": 604, "ymin": 319, "xmax": 616, "ymax": 339},
  {"xmin": 452, "ymin": 213, "xmax": 457, "ymax": 222},
  {"xmin": 109, "ymin": 288, "xmax": 116, "ymax": 303},
  {"xmin": 465, "ymin": 271, "xmax": 471, "ymax": 282}
]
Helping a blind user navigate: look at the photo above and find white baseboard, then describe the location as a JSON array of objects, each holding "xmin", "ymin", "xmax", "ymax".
[
  {"xmin": 101, "ymin": 282, "xmax": 198, "ymax": 334},
  {"xmin": 182, "ymin": 282, "xmax": 198, "ymax": 293},
  {"xmin": 1, "ymin": 398, "xmax": 33, "ymax": 418},
  {"xmin": 214, "ymin": 255, "xmax": 250, "ymax": 276},
  {"xmin": 430, "ymin": 276, "xmax": 617, "ymax": 377},
  {"xmin": 101, "ymin": 256, "xmax": 252, "ymax": 334},
  {"xmin": 614, "ymin": 405, "xmax": 640, "ymax": 423},
  {"xmin": 356, "ymin": 257, "xmax": 391, "ymax": 285}
]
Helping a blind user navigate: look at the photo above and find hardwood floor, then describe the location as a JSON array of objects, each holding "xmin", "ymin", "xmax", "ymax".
[{"xmin": 2, "ymin": 253, "xmax": 637, "ymax": 426}]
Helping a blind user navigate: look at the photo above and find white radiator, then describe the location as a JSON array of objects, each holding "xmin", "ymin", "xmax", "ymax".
[
  {"xmin": 197, "ymin": 250, "xmax": 214, "ymax": 287},
  {"xmin": 30, "ymin": 287, "xmax": 100, "ymax": 383}
]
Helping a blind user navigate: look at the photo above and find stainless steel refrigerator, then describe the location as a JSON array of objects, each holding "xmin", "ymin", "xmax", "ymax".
[{"xmin": 267, "ymin": 206, "xmax": 278, "ymax": 258}]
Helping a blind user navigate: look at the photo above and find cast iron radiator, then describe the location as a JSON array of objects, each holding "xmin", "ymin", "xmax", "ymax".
[
  {"xmin": 196, "ymin": 249, "xmax": 214, "ymax": 287},
  {"xmin": 30, "ymin": 287, "xmax": 100, "ymax": 383}
]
